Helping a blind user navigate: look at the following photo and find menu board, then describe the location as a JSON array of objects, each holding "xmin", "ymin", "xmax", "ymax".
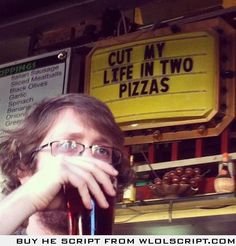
[{"xmin": 0, "ymin": 48, "xmax": 71, "ymax": 138}]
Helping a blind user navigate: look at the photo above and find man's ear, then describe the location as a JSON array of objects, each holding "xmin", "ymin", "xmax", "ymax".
[
  {"xmin": 16, "ymin": 155, "xmax": 37, "ymax": 184},
  {"xmin": 16, "ymin": 169, "xmax": 33, "ymax": 184}
]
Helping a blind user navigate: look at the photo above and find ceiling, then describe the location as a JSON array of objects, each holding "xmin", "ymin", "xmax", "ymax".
[
  {"xmin": 0, "ymin": 0, "xmax": 235, "ymax": 64},
  {"xmin": 0, "ymin": 0, "xmax": 235, "ymax": 41},
  {"xmin": 0, "ymin": 0, "xmax": 152, "ymax": 40}
]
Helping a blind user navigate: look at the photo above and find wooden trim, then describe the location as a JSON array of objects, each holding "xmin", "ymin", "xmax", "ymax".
[
  {"xmin": 221, "ymin": 129, "xmax": 229, "ymax": 154},
  {"xmin": 148, "ymin": 143, "xmax": 155, "ymax": 163},
  {"xmin": 115, "ymin": 193, "xmax": 236, "ymax": 223},
  {"xmin": 135, "ymin": 152, "xmax": 236, "ymax": 173},
  {"xmin": 223, "ymin": 0, "xmax": 236, "ymax": 8},
  {"xmin": 171, "ymin": 142, "xmax": 179, "ymax": 161},
  {"xmin": 195, "ymin": 139, "xmax": 203, "ymax": 157}
]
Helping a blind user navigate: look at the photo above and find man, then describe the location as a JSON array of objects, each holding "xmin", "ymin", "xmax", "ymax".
[{"xmin": 0, "ymin": 93, "xmax": 133, "ymax": 235}]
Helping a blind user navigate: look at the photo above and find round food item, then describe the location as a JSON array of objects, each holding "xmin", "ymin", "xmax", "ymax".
[
  {"xmin": 181, "ymin": 174, "xmax": 190, "ymax": 183},
  {"xmin": 162, "ymin": 175, "xmax": 171, "ymax": 184},
  {"xmin": 189, "ymin": 178, "xmax": 199, "ymax": 188},
  {"xmin": 175, "ymin": 167, "xmax": 184, "ymax": 176},
  {"xmin": 163, "ymin": 171, "xmax": 170, "ymax": 178},
  {"xmin": 154, "ymin": 177, "xmax": 162, "ymax": 185},
  {"xmin": 193, "ymin": 167, "xmax": 201, "ymax": 175},
  {"xmin": 172, "ymin": 175, "xmax": 180, "ymax": 184},
  {"xmin": 169, "ymin": 170, "xmax": 176, "ymax": 177},
  {"xmin": 185, "ymin": 167, "xmax": 194, "ymax": 177},
  {"xmin": 179, "ymin": 180, "xmax": 188, "ymax": 184},
  {"xmin": 194, "ymin": 174, "xmax": 202, "ymax": 182}
]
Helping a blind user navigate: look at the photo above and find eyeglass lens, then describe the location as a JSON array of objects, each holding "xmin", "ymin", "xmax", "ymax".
[{"xmin": 50, "ymin": 140, "xmax": 121, "ymax": 164}]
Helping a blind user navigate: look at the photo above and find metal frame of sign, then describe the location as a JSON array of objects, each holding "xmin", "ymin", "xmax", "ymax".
[{"xmin": 85, "ymin": 18, "xmax": 235, "ymax": 144}]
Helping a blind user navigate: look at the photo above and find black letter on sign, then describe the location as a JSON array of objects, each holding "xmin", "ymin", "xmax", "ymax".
[
  {"xmin": 119, "ymin": 83, "xmax": 127, "ymax": 98},
  {"xmin": 170, "ymin": 58, "xmax": 182, "ymax": 73},
  {"xmin": 149, "ymin": 79, "xmax": 159, "ymax": 94},
  {"xmin": 160, "ymin": 59, "xmax": 169, "ymax": 75},
  {"xmin": 140, "ymin": 80, "xmax": 148, "ymax": 95},
  {"xmin": 132, "ymin": 81, "xmax": 139, "ymax": 96},
  {"xmin": 144, "ymin": 44, "xmax": 155, "ymax": 60},
  {"xmin": 160, "ymin": 77, "xmax": 169, "ymax": 92},
  {"xmin": 183, "ymin": 58, "xmax": 193, "ymax": 72},
  {"xmin": 140, "ymin": 62, "xmax": 154, "ymax": 77},
  {"xmin": 156, "ymin": 42, "xmax": 165, "ymax": 58},
  {"xmin": 126, "ymin": 48, "xmax": 133, "ymax": 63},
  {"xmin": 108, "ymin": 52, "xmax": 116, "ymax": 66},
  {"xmin": 103, "ymin": 70, "xmax": 109, "ymax": 84}
]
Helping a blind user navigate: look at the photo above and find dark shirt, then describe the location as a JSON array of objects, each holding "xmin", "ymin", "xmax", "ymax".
[{"xmin": 13, "ymin": 227, "xmax": 27, "ymax": 235}]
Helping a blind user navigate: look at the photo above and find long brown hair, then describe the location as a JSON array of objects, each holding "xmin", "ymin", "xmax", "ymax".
[{"xmin": 0, "ymin": 93, "xmax": 133, "ymax": 194}]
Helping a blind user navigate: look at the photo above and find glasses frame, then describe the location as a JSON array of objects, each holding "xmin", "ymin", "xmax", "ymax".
[{"xmin": 32, "ymin": 140, "xmax": 122, "ymax": 165}]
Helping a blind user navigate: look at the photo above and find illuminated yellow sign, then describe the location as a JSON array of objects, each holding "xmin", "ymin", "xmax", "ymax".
[{"xmin": 86, "ymin": 31, "xmax": 219, "ymax": 130}]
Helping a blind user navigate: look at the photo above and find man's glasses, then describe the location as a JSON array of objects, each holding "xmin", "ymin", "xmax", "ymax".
[{"xmin": 33, "ymin": 140, "xmax": 122, "ymax": 165}]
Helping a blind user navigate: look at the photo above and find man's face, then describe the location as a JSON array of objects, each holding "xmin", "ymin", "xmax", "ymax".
[
  {"xmin": 38, "ymin": 107, "xmax": 112, "ymax": 165},
  {"xmin": 35, "ymin": 108, "xmax": 112, "ymax": 234}
]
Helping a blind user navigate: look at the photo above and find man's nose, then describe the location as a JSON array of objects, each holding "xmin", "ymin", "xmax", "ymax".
[{"xmin": 80, "ymin": 147, "xmax": 93, "ymax": 158}]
